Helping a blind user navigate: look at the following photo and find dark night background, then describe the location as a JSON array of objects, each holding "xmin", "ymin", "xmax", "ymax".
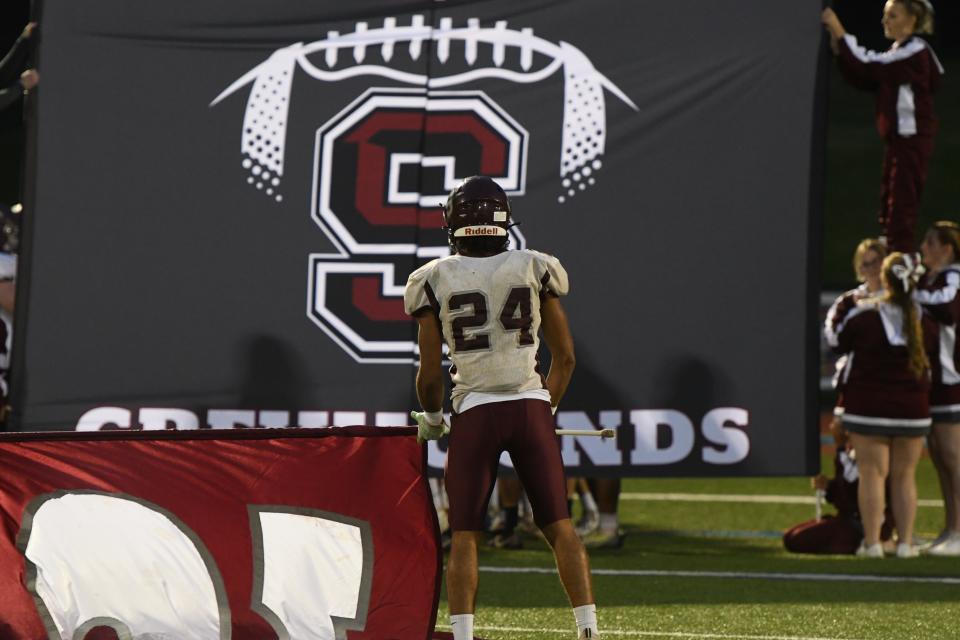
[
  {"xmin": 0, "ymin": 1, "xmax": 31, "ymax": 207},
  {"xmin": 1, "ymin": 1, "xmax": 957, "ymax": 285}
]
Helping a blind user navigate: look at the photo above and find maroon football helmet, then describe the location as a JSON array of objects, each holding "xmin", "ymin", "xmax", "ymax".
[{"xmin": 442, "ymin": 176, "xmax": 513, "ymax": 254}]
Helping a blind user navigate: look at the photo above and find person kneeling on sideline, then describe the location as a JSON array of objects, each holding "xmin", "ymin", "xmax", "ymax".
[{"xmin": 784, "ymin": 417, "xmax": 895, "ymax": 554}]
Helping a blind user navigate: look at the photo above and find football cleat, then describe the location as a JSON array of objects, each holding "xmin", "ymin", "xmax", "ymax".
[
  {"xmin": 516, "ymin": 512, "xmax": 540, "ymax": 538},
  {"xmin": 486, "ymin": 511, "xmax": 506, "ymax": 535},
  {"xmin": 582, "ymin": 528, "xmax": 624, "ymax": 550},
  {"xmin": 488, "ymin": 531, "xmax": 524, "ymax": 550},
  {"xmin": 575, "ymin": 510, "xmax": 600, "ymax": 538}
]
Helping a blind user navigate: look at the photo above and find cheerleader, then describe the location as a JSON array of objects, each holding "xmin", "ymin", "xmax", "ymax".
[
  {"xmin": 825, "ymin": 239, "xmax": 887, "ymax": 425},
  {"xmin": 827, "ymin": 253, "xmax": 934, "ymax": 557},
  {"xmin": 826, "ymin": 239, "xmax": 888, "ymax": 350},
  {"xmin": 821, "ymin": 1, "xmax": 944, "ymax": 252},
  {"xmin": 916, "ymin": 222, "xmax": 960, "ymax": 555}
]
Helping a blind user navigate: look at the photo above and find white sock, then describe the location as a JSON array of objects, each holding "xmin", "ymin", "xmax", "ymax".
[
  {"xmin": 574, "ymin": 604, "xmax": 598, "ymax": 637},
  {"xmin": 581, "ymin": 491, "xmax": 599, "ymax": 516},
  {"xmin": 598, "ymin": 513, "xmax": 618, "ymax": 533},
  {"xmin": 429, "ymin": 478, "xmax": 445, "ymax": 511},
  {"xmin": 451, "ymin": 613, "xmax": 474, "ymax": 640}
]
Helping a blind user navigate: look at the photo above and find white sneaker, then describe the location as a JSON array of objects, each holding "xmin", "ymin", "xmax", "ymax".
[
  {"xmin": 918, "ymin": 529, "xmax": 950, "ymax": 551},
  {"xmin": 895, "ymin": 542, "xmax": 919, "ymax": 558},
  {"xmin": 927, "ymin": 532, "xmax": 960, "ymax": 557},
  {"xmin": 855, "ymin": 541, "xmax": 884, "ymax": 558}
]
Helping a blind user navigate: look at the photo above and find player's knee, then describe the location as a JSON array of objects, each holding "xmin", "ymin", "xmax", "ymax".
[{"xmin": 541, "ymin": 518, "xmax": 577, "ymax": 547}]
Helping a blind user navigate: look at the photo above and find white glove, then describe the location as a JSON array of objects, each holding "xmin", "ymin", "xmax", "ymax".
[{"xmin": 410, "ymin": 410, "xmax": 449, "ymax": 444}]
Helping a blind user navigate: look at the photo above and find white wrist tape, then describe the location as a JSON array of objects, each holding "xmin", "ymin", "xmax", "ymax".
[
  {"xmin": 551, "ymin": 405, "xmax": 558, "ymax": 415},
  {"xmin": 424, "ymin": 410, "xmax": 444, "ymax": 426}
]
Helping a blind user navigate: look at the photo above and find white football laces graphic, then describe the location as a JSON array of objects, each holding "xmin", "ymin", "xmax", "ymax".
[{"xmin": 211, "ymin": 15, "xmax": 638, "ymax": 203}]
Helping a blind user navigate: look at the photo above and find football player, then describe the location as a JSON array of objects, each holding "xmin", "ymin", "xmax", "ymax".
[{"xmin": 405, "ymin": 176, "xmax": 599, "ymax": 640}]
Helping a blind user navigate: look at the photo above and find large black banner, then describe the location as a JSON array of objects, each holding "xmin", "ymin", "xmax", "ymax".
[{"xmin": 12, "ymin": 0, "xmax": 825, "ymax": 475}]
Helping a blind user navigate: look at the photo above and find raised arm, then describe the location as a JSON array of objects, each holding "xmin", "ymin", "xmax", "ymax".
[
  {"xmin": 825, "ymin": 295, "xmax": 868, "ymax": 355},
  {"xmin": 824, "ymin": 292, "xmax": 857, "ymax": 350},
  {"xmin": 837, "ymin": 34, "xmax": 932, "ymax": 90},
  {"xmin": 914, "ymin": 271, "xmax": 960, "ymax": 325},
  {"xmin": 0, "ymin": 23, "xmax": 35, "ymax": 86}
]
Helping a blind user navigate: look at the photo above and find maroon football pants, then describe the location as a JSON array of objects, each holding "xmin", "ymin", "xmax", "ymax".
[
  {"xmin": 879, "ymin": 135, "xmax": 934, "ymax": 253},
  {"xmin": 445, "ymin": 399, "xmax": 568, "ymax": 531}
]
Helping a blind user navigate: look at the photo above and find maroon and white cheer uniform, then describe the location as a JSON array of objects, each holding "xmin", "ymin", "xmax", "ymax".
[
  {"xmin": 915, "ymin": 265, "xmax": 960, "ymax": 421},
  {"xmin": 826, "ymin": 297, "xmax": 934, "ymax": 436},
  {"xmin": 837, "ymin": 34, "xmax": 944, "ymax": 252},
  {"xmin": 825, "ymin": 285, "xmax": 871, "ymax": 414}
]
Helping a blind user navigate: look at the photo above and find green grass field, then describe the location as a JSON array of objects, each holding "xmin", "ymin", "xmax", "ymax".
[{"xmin": 435, "ymin": 452, "xmax": 960, "ymax": 640}]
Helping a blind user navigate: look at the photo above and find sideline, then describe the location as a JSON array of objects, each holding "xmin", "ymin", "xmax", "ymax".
[
  {"xmin": 620, "ymin": 492, "xmax": 943, "ymax": 508},
  {"xmin": 437, "ymin": 623, "xmax": 864, "ymax": 640},
  {"xmin": 480, "ymin": 565, "xmax": 960, "ymax": 585}
]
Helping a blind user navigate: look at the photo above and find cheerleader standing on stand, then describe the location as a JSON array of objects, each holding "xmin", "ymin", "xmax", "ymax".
[{"xmin": 822, "ymin": 1, "xmax": 944, "ymax": 252}]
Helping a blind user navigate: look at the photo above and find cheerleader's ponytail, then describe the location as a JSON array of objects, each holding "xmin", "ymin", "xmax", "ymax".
[{"xmin": 884, "ymin": 252, "xmax": 929, "ymax": 379}]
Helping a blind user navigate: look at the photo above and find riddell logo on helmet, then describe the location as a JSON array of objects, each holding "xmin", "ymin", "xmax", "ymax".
[{"xmin": 464, "ymin": 226, "xmax": 501, "ymax": 236}]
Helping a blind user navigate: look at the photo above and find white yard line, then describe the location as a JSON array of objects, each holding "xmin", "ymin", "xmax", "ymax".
[
  {"xmin": 480, "ymin": 566, "xmax": 960, "ymax": 585},
  {"xmin": 620, "ymin": 492, "xmax": 943, "ymax": 508},
  {"xmin": 436, "ymin": 623, "xmax": 862, "ymax": 640}
]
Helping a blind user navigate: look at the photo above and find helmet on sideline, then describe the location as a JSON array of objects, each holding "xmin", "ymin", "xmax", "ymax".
[{"xmin": 442, "ymin": 176, "xmax": 513, "ymax": 255}]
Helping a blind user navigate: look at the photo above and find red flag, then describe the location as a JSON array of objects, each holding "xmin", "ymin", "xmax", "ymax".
[{"xmin": 0, "ymin": 427, "xmax": 441, "ymax": 639}]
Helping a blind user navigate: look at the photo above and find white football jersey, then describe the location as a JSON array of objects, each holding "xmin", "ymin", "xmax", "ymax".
[{"xmin": 404, "ymin": 249, "xmax": 569, "ymax": 412}]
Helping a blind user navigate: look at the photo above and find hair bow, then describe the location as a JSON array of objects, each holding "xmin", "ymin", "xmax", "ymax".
[{"xmin": 891, "ymin": 253, "xmax": 924, "ymax": 292}]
